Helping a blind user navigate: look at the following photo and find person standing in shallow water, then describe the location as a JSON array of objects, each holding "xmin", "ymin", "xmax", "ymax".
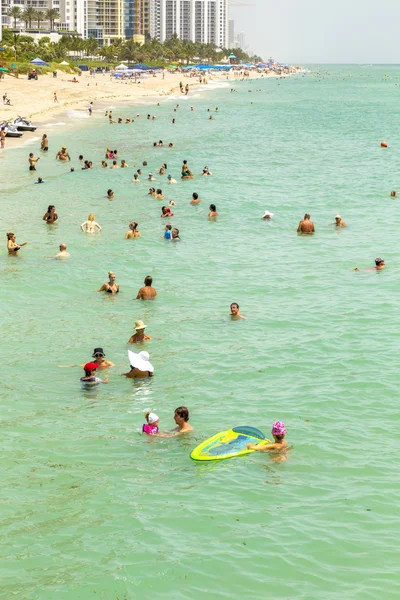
[
  {"xmin": 297, "ymin": 213, "xmax": 315, "ymax": 234},
  {"xmin": 7, "ymin": 232, "xmax": 27, "ymax": 255},
  {"xmin": 136, "ymin": 275, "xmax": 157, "ymax": 300}
]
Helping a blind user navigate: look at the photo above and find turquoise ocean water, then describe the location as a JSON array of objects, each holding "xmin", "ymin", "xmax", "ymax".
[{"xmin": 2, "ymin": 66, "xmax": 400, "ymax": 599}]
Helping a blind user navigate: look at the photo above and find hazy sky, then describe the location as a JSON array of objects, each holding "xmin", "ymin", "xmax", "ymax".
[{"xmin": 230, "ymin": 0, "xmax": 400, "ymax": 64}]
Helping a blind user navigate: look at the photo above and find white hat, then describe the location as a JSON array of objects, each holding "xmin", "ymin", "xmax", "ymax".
[
  {"xmin": 128, "ymin": 350, "xmax": 154, "ymax": 373},
  {"xmin": 147, "ymin": 412, "xmax": 159, "ymax": 424},
  {"xmin": 263, "ymin": 210, "xmax": 274, "ymax": 218},
  {"xmin": 335, "ymin": 215, "xmax": 341, "ymax": 219}
]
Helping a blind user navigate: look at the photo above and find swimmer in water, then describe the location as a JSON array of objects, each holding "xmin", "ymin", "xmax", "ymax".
[
  {"xmin": 171, "ymin": 228, "xmax": 180, "ymax": 241},
  {"xmin": 110, "ymin": 160, "xmax": 120, "ymax": 169},
  {"xmin": 148, "ymin": 173, "xmax": 156, "ymax": 181},
  {"xmin": 142, "ymin": 412, "xmax": 159, "ymax": 435},
  {"xmin": 91, "ymin": 347, "xmax": 114, "ymax": 368},
  {"xmin": 246, "ymin": 421, "xmax": 288, "ymax": 454},
  {"xmin": 333, "ymin": 215, "xmax": 346, "ymax": 227},
  {"xmin": 6, "ymin": 232, "xmax": 27, "ymax": 255},
  {"xmin": 167, "ymin": 174, "xmax": 177, "ymax": 184},
  {"xmin": 161, "ymin": 206, "xmax": 173, "ymax": 218},
  {"xmin": 354, "ymin": 257, "xmax": 386, "ymax": 272},
  {"xmin": 297, "ymin": 213, "xmax": 315, "ymax": 234},
  {"xmin": 262, "ymin": 211, "xmax": 274, "ymax": 220},
  {"xmin": 136, "ymin": 275, "xmax": 157, "ymax": 300},
  {"xmin": 190, "ymin": 192, "xmax": 201, "ymax": 205},
  {"xmin": 148, "ymin": 187, "xmax": 156, "ymax": 197},
  {"xmin": 101, "ymin": 161, "xmax": 108, "ymax": 168},
  {"xmin": 123, "ymin": 350, "xmax": 154, "ymax": 378},
  {"xmin": 121, "ymin": 160, "xmax": 128, "ymax": 168},
  {"xmin": 50, "ymin": 243, "xmax": 70, "ymax": 259},
  {"xmin": 107, "ymin": 189, "xmax": 114, "ymax": 199},
  {"xmin": 42, "ymin": 205, "xmax": 58, "ymax": 224},
  {"xmin": 128, "ymin": 320, "xmax": 152, "ymax": 344},
  {"xmin": 390, "ymin": 191, "xmax": 397, "ymax": 197},
  {"xmin": 171, "ymin": 406, "xmax": 193, "ymax": 433},
  {"xmin": 208, "ymin": 204, "xmax": 218, "ymax": 218},
  {"xmin": 163, "ymin": 224, "xmax": 172, "ymax": 239},
  {"xmin": 125, "ymin": 221, "xmax": 141, "ymax": 239},
  {"xmin": 80, "ymin": 362, "xmax": 108, "ymax": 386},
  {"xmin": 35, "ymin": 177, "xmax": 44, "ymax": 184},
  {"xmin": 98, "ymin": 271, "xmax": 119, "ymax": 293},
  {"xmin": 181, "ymin": 160, "xmax": 194, "ymax": 179},
  {"xmin": 132, "ymin": 173, "xmax": 140, "ymax": 182},
  {"xmin": 29, "ymin": 153, "xmax": 40, "ymax": 171},
  {"xmin": 230, "ymin": 302, "xmax": 247, "ymax": 320},
  {"xmin": 55, "ymin": 146, "xmax": 70, "ymax": 161},
  {"xmin": 156, "ymin": 189, "xmax": 164, "ymax": 200},
  {"xmin": 80, "ymin": 213, "xmax": 102, "ymax": 233}
]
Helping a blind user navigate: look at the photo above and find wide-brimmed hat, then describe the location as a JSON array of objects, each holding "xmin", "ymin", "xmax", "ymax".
[
  {"xmin": 135, "ymin": 320, "xmax": 146, "ymax": 330},
  {"xmin": 263, "ymin": 210, "xmax": 274, "ymax": 218},
  {"xmin": 128, "ymin": 350, "xmax": 154, "ymax": 373},
  {"xmin": 92, "ymin": 347, "xmax": 105, "ymax": 357}
]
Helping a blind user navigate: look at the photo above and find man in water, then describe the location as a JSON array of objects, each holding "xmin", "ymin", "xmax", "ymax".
[
  {"xmin": 56, "ymin": 146, "xmax": 71, "ymax": 161},
  {"xmin": 297, "ymin": 213, "xmax": 315, "ymax": 234},
  {"xmin": 333, "ymin": 215, "xmax": 346, "ymax": 227},
  {"xmin": 167, "ymin": 174, "xmax": 177, "ymax": 184},
  {"xmin": 172, "ymin": 406, "xmax": 193, "ymax": 433},
  {"xmin": 28, "ymin": 153, "xmax": 40, "ymax": 171},
  {"xmin": 375, "ymin": 257, "xmax": 385, "ymax": 270},
  {"xmin": 171, "ymin": 228, "xmax": 180, "ymax": 241},
  {"xmin": 230, "ymin": 303, "xmax": 247, "ymax": 320},
  {"xmin": 51, "ymin": 243, "xmax": 70, "ymax": 259},
  {"xmin": 136, "ymin": 275, "xmax": 157, "ymax": 300},
  {"xmin": 190, "ymin": 193, "xmax": 201, "ymax": 205}
]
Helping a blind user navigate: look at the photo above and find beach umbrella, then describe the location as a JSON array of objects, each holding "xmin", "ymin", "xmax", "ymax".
[
  {"xmin": 0, "ymin": 67, "xmax": 9, "ymax": 72},
  {"xmin": 60, "ymin": 60, "xmax": 69, "ymax": 66},
  {"xmin": 115, "ymin": 63, "xmax": 128, "ymax": 70}
]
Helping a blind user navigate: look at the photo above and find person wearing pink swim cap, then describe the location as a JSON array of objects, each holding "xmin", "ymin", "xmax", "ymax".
[{"xmin": 246, "ymin": 421, "xmax": 288, "ymax": 453}]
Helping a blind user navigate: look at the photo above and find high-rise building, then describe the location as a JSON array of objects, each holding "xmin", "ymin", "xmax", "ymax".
[
  {"xmin": 152, "ymin": 0, "xmax": 228, "ymax": 47},
  {"xmin": 58, "ymin": 0, "xmax": 88, "ymax": 38},
  {"xmin": 124, "ymin": 0, "xmax": 150, "ymax": 40},
  {"xmin": 228, "ymin": 18, "xmax": 234, "ymax": 47}
]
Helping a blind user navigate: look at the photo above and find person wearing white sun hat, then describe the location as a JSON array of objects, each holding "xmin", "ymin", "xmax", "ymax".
[
  {"xmin": 123, "ymin": 350, "xmax": 154, "ymax": 378},
  {"xmin": 262, "ymin": 210, "xmax": 274, "ymax": 220},
  {"xmin": 333, "ymin": 215, "xmax": 346, "ymax": 227},
  {"xmin": 127, "ymin": 321, "xmax": 152, "ymax": 344}
]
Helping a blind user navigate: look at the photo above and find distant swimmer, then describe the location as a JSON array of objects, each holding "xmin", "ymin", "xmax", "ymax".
[
  {"xmin": 297, "ymin": 213, "xmax": 315, "ymax": 234},
  {"xmin": 190, "ymin": 192, "xmax": 201, "ymax": 205},
  {"xmin": 50, "ymin": 243, "xmax": 70, "ymax": 259},
  {"xmin": 98, "ymin": 271, "xmax": 119, "ymax": 293},
  {"xmin": 55, "ymin": 146, "xmax": 70, "ymax": 161},
  {"xmin": 80, "ymin": 362, "xmax": 108, "ymax": 386},
  {"xmin": 125, "ymin": 221, "xmax": 141, "ymax": 239},
  {"xmin": 142, "ymin": 412, "xmax": 159, "ymax": 435},
  {"xmin": 161, "ymin": 206, "xmax": 174, "ymax": 218},
  {"xmin": 41, "ymin": 134, "xmax": 48, "ymax": 151},
  {"xmin": 163, "ymin": 224, "xmax": 172, "ymax": 239},
  {"xmin": 181, "ymin": 160, "xmax": 194, "ymax": 179},
  {"xmin": 262, "ymin": 210, "xmax": 274, "ymax": 220},
  {"xmin": 101, "ymin": 161, "xmax": 108, "ymax": 168},
  {"xmin": 81, "ymin": 213, "xmax": 102, "ymax": 233},
  {"xmin": 136, "ymin": 275, "xmax": 157, "ymax": 300},
  {"xmin": 123, "ymin": 350, "xmax": 154, "ymax": 379},
  {"xmin": 35, "ymin": 177, "xmax": 44, "ymax": 184},
  {"xmin": 29, "ymin": 153, "xmax": 40, "ymax": 171},
  {"xmin": 246, "ymin": 421, "xmax": 288, "ymax": 458},
  {"xmin": 128, "ymin": 321, "xmax": 152, "ymax": 344},
  {"xmin": 90, "ymin": 348, "xmax": 114, "ymax": 368},
  {"xmin": 148, "ymin": 187, "xmax": 156, "ymax": 197},
  {"xmin": 167, "ymin": 174, "xmax": 177, "ymax": 184},
  {"xmin": 230, "ymin": 302, "xmax": 247, "ymax": 320},
  {"xmin": 121, "ymin": 160, "xmax": 128, "ymax": 168},
  {"xmin": 333, "ymin": 215, "xmax": 346, "ymax": 227},
  {"xmin": 354, "ymin": 257, "xmax": 386, "ymax": 272},
  {"xmin": 390, "ymin": 191, "xmax": 397, "ymax": 197},
  {"xmin": 43, "ymin": 205, "xmax": 58, "ymax": 224},
  {"xmin": 110, "ymin": 160, "xmax": 120, "ymax": 169},
  {"xmin": 156, "ymin": 189, "xmax": 164, "ymax": 200},
  {"xmin": 171, "ymin": 228, "xmax": 180, "ymax": 241},
  {"xmin": 148, "ymin": 173, "xmax": 156, "ymax": 181},
  {"xmin": 7, "ymin": 232, "xmax": 27, "ymax": 255},
  {"xmin": 208, "ymin": 204, "xmax": 218, "ymax": 218},
  {"xmin": 132, "ymin": 173, "xmax": 140, "ymax": 182},
  {"xmin": 172, "ymin": 406, "xmax": 193, "ymax": 434},
  {"xmin": 107, "ymin": 189, "xmax": 114, "ymax": 199}
]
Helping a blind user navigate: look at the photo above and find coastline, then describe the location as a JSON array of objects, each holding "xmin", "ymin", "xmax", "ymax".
[{"xmin": 0, "ymin": 69, "xmax": 297, "ymax": 151}]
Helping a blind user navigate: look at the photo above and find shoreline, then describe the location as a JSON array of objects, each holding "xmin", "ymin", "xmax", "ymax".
[{"xmin": 0, "ymin": 69, "xmax": 300, "ymax": 151}]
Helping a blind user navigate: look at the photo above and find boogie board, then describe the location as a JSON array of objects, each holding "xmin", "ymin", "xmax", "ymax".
[{"xmin": 190, "ymin": 426, "xmax": 270, "ymax": 461}]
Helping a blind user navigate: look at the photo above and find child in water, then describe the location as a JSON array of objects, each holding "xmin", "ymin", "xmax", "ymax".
[
  {"xmin": 80, "ymin": 362, "xmax": 108, "ymax": 386},
  {"xmin": 247, "ymin": 421, "xmax": 288, "ymax": 453},
  {"xmin": 143, "ymin": 412, "xmax": 159, "ymax": 435}
]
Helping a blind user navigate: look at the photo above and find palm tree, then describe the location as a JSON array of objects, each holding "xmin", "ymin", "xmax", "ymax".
[
  {"xmin": 7, "ymin": 6, "xmax": 21, "ymax": 28},
  {"xmin": 85, "ymin": 37, "xmax": 98, "ymax": 58},
  {"xmin": 21, "ymin": 6, "xmax": 36, "ymax": 29},
  {"xmin": 34, "ymin": 10, "xmax": 45, "ymax": 28},
  {"xmin": 46, "ymin": 8, "xmax": 59, "ymax": 29}
]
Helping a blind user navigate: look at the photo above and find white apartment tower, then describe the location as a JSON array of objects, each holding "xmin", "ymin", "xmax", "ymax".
[{"xmin": 152, "ymin": 0, "xmax": 228, "ymax": 47}]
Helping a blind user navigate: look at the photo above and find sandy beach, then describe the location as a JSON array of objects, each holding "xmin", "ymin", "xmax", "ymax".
[{"xmin": 0, "ymin": 69, "xmax": 290, "ymax": 149}]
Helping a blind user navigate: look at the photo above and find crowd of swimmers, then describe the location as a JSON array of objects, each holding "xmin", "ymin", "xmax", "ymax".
[{"xmin": 7, "ymin": 99, "xmax": 294, "ymax": 457}]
